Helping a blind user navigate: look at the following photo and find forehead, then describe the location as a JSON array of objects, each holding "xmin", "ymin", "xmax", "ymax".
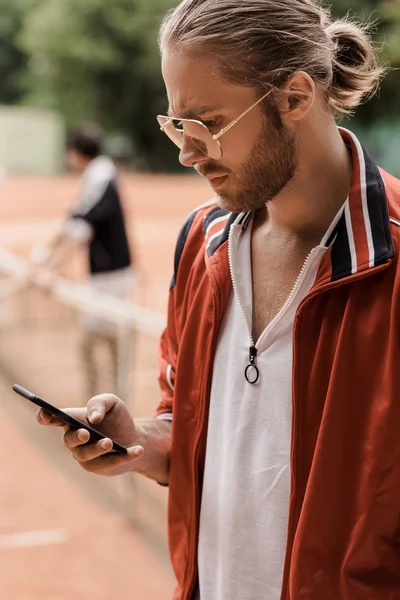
[{"xmin": 161, "ymin": 49, "xmax": 256, "ymax": 118}]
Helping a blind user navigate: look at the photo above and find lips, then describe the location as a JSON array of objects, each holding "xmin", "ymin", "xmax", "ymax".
[{"xmin": 207, "ymin": 175, "xmax": 228, "ymax": 189}]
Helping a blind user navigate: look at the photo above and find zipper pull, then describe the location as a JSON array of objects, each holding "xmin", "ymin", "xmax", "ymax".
[{"xmin": 245, "ymin": 345, "xmax": 260, "ymax": 384}]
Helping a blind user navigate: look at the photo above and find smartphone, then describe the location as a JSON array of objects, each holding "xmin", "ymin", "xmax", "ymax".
[{"xmin": 12, "ymin": 384, "xmax": 127, "ymax": 455}]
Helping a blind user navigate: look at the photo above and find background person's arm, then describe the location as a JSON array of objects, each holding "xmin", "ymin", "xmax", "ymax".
[
  {"xmin": 30, "ymin": 158, "xmax": 115, "ymax": 273},
  {"xmin": 30, "ymin": 218, "xmax": 92, "ymax": 273}
]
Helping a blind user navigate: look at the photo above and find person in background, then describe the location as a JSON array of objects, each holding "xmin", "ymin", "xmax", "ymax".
[{"xmin": 32, "ymin": 123, "xmax": 135, "ymax": 397}]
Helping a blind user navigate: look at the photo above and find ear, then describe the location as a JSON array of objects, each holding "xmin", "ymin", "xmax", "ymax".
[{"xmin": 279, "ymin": 71, "xmax": 315, "ymax": 122}]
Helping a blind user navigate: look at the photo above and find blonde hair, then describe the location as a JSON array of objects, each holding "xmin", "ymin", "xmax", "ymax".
[{"xmin": 159, "ymin": 0, "xmax": 385, "ymax": 116}]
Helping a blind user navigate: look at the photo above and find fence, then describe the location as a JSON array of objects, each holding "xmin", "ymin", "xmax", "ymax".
[{"xmin": 0, "ymin": 246, "xmax": 171, "ymax": 566}]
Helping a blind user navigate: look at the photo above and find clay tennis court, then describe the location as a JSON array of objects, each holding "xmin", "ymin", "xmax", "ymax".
[{"xmin": 0, "ymin": 172, "xmax": 210, "ymax": 599}]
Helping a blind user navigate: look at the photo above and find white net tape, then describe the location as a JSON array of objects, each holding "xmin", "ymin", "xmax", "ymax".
[{"xmin": 0, "ymin": 246, "xmax": 170, "ymax": 561}]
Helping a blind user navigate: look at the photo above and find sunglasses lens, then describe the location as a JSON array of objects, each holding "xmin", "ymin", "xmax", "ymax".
[
  {"xmin": 183, "ymin": 121, "xmax": 222, "ymax": 160},
  {"xmin": 157, "ymin": 117, "xmax": 184, "ymax": 149},
  {"xmin": 157, "ymin": 116, "xmax": 222, "ymax": 160}
]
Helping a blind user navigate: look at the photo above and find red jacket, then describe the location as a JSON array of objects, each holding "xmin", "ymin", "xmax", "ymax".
[{"xmin": 157, "ymin": 129, "xmax": 400, "ymax": 600}]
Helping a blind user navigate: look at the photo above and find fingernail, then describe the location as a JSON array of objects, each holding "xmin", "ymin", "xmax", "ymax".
[
  {"xmin": 133, "ymin": 446, "xmax": 143, "ymax": 456},
  {"xmin": 89, "ymin": 410, "xmax": 101, "ymax": 422},
  {"xmin": 101, "ymin": 439, "xmax": 111, "ymax": 449},
  {"xmin": 78, "ymin": 430, "xmax": 88, "ymax": 442}
]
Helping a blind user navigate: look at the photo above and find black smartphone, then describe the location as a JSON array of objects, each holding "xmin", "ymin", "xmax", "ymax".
[{"xmin": 12, "ymin": 384, "xmax": 127, "ymax": 455}]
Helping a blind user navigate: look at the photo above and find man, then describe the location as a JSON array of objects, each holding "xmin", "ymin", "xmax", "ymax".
[
  {"xmin": 38, "ymin": 1, "xmax": 400, "ymax": 599},
  {"xmin": 32, "ymin": 123, "xmax": 134, "ymax": 396}
]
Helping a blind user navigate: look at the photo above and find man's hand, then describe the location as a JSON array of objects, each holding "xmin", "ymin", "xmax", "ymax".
[
  {"xmin": 37, "ymin": 394, "xmax": 144, "ymax": 476},
  {"xmin": 37, "ymin": 394, "xmax": 172, "ymax": 482}
]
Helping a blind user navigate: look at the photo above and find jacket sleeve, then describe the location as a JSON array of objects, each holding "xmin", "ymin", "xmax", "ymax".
[{"xmin": 156, "ymin": 209, "xmax": 199, "ymax": 421}]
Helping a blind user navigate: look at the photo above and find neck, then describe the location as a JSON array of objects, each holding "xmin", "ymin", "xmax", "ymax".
[{"xmin": 258, "ymin": 121, "xmax": 352, "ymax": 241}]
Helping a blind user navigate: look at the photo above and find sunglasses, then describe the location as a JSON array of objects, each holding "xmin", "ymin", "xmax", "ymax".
[{"xmin": 157, "ymin": 89, "xmax": 273, "ymax": 160}]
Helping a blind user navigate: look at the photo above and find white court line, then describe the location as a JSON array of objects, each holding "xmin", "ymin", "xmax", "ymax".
[{"xmin": 0, "ymin": 529, "xmax": 69, "ymax": 549}]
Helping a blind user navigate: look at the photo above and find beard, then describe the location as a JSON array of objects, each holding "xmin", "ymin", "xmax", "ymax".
[{"xmin": 217, "ymin": 116, "xmax": 298, "ymax": 213}]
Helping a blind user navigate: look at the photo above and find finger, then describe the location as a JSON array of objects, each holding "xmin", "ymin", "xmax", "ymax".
[
  {"xmin": 71, "ymin": 437, "xmax": 115, "ymax": 462},
  {"xmin": 37, "ymin": 407, "xmax": 88, "ymax": 427},
  {"xmin": 37, "ymin": 409, "xmax": 64, "ymax": 427},
  {"xmin": 72, "ymin": 438, "xmax": 144, "ymax": 464},
  {"xmin": 127, "ymin": 445, "xmax": 144, "ymax": 459},
  {"xmin": 86, "ymin": 394, "xmax": 120, "ymax": 425},
  {"xmin": 63, "ymin": 428, "xmax": 91, "ymax": 449},
  {"xmin": 77, "ymin": 445, "xmax": 144, "ymax": 473}
]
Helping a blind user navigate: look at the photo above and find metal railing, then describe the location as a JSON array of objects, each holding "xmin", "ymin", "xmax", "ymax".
[{"xmin": 0, "ymin": 246, "xmax": 170, "ymax": 564}]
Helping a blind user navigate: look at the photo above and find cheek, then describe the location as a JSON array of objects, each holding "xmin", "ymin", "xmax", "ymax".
[{"xmin": 219, "ymin": 125, "xmax": 259, "ymax": 167}]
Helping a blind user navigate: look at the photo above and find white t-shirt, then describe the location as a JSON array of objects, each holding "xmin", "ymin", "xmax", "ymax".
[{"xmin": 197, "ymin": 214, "xmax": 330, "ymax": 600}]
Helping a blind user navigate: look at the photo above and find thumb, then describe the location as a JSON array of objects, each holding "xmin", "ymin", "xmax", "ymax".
[{"xmin": 87, "ymin": 394, "xmax": 120, "ymax": 424}]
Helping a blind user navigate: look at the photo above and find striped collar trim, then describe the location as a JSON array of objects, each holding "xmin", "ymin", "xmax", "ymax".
[
  {"xmin": 324, "ymin": 128, "xmax": 393, "ymax": 282},
  {"xmin": 203, "ymin": 207, "xmax": 237, "ymax": 256},
  {"xmin": 202, "ymin": 128, "xmax": 394, "ymax": 278}
]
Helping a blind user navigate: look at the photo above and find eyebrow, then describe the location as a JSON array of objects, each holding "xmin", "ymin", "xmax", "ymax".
[{"xmin": 167, "ymin": 105, "xmax": 220, "ymax": 119}]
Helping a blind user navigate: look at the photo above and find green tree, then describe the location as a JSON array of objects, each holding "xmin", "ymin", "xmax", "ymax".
[
  {"xmin": 331, "ymin": 0, "xmax": 400, "ymax": 123},
  {"xmin": 13, "ymin": 0, "xmax": 400, "ymax": 171},
  {"xmin": 18, "ymin": 0, "xmax": 179, "ymax": 170},
  {"xmin": 0, "ymin": 0, "xmax": 38, "ymax": 104}
]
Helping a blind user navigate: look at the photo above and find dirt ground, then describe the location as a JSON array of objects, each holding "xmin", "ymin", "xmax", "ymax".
[{"xmin": 0, "ymin": 172, "xmax": 211, "ymax": 599}]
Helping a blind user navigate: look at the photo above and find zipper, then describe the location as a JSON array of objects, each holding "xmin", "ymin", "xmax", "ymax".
[
  {"xmin": 228, "ymin": 222, "xmax": 254, "ymax": 345},
  {"xmin": 245, "ymin": 344, "xmax": 259, "ymax": 384},
  {"xmin": 280, "ymin": 259, "xmax": 393, "ymax": 600},
  {"xmin": 228, "ymin": 221, "xmax": 313, "ymax": 384},
  {"xmin": 261, "ymin": 250, "xmax": 313, "ymax": 336}
]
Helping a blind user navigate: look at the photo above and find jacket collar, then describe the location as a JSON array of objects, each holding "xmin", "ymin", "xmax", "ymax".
[
  {"xmin": 319, "ymin": 127, "xmax": 394, "ymax": 283},
  {"xmin": 203, "ymin": 128, "xmax": 394, "ymax": 282}
]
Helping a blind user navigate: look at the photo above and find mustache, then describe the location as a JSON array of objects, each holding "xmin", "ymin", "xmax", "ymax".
[{"xmin": 195, "ymin": 165, "xmax": 231, "ymax": 177}]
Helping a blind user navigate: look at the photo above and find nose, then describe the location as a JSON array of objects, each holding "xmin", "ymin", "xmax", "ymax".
[{"xmin": 179, "ymin": 135, "xmax": 208, "ymax": 168}]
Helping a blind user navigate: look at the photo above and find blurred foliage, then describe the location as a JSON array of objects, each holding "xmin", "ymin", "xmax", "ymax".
[
  {"xmin": 15, "ymin": 0, "xmax": 179, "ymax": 170},
  {"xmin": 0, "ymin": 0, "xmax": 33, "ymax": 103},
  {"xmin": 0, "ymin": 0, "xmax": 399, "ymax": 171},
  {"xmin": 331, "ymin": 0, "xmax": 400, "ymax": 124}
]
